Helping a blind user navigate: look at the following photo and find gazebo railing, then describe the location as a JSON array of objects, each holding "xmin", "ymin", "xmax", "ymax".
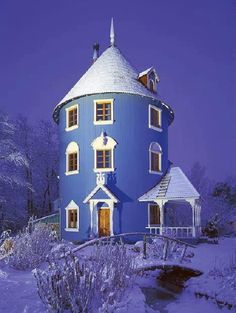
[{"xmin": 146, "ymin": 226, "xmax": 194, "ymax": 238}]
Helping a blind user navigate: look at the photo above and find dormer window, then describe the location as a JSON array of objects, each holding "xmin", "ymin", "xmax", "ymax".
[
  {"xmin": 65, "ymin": 104, "xmax": 79, "ymax": 131},
  {"xmin": 138, "ymin": 67, "xmax": 159, "ymax": 93},
  {"xmin": 94, "ymin": 99, "xmax": 114, "ymax": 125}
]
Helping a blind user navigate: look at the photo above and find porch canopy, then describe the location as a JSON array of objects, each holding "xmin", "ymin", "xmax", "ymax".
[{"xmin": 139, "ymin": 166, "xmax": 201, "ymax": 238}]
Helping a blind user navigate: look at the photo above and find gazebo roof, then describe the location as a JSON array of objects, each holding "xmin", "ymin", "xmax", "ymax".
[{"xmin": 139, "ymin": 166, "xmax": 200, "ymax": 202}]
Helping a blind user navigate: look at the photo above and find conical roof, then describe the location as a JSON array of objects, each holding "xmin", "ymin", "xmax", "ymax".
[{"xmin": 53, "ymin": 46, "xmax": 159, "ymax": 122}]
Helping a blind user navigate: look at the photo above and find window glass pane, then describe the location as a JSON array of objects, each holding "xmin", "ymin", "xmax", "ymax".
[
  {"xmin": 150, "ymin": 107, "xmax": 160, "ymax": 128},
  {"xmin": 68, "ymin": 153, "xmax": 77, "ymax": 171},
  {"xmin": 96, "ymin": 102, "xmax": 112, "ymax": 121},
  {"xmin": 96, "ymin": 150, "xmax": 111, "ymax": 168},
  {"xmin": 151, "ymin": 152, "xmax": 160, "ymax": 172},
  {"xmin": 150, "ymin": 205, "xmax": 160, "ymax": 225},
  {"xmin": 68, "ymin": 209, "xmax": 77, "ymax": 228},
  {"xmin": 68, "ymin": 108, "xmax": 78, "ymax": 127}
]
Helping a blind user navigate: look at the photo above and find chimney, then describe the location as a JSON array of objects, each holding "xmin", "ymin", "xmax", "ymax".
[{"xmin": 92, "ymin": 43, "xmax": 99, "ymax": 63}]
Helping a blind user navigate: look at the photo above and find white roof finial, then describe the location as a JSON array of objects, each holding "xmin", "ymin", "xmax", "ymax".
[{"xmin": 110, "ymin": 18, "xmax": 115, "ymax": 46}]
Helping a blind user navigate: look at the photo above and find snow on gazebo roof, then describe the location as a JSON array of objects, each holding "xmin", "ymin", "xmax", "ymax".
[
  {"xmin": 52, "ymin": 19, "xmax": 174, "ymax": 123},
  {"xmin": 139, "ymin": 166, "xmax": 200, "ymax": 201}
]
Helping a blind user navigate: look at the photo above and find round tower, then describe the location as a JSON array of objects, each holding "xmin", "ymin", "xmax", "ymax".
[{"xmin": 53, "ymin": 20, "xmax": 174, "ymax": 241}]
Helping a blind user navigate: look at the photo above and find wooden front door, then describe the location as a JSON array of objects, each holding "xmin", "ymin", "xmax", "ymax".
[{"xmin": 98, "ymin": 208, "xmax": 110, "ymax": 237}]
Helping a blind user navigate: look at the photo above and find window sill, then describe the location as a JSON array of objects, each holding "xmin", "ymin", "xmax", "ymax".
[
  {"xmin": 149, "ymin": 125, "xmax": 163, "ymax": 132},
  {"xmin": 94, "ymin": 120, "xmax": 113, "ymax": 125},
  {"xmin": 93, "ymin": 168, "xmax": 114, "ymax": 173},
  {"xmin": 65, "ymin": 170, "xmax": 79, "ymax": 176},
  {"xmin": 65, "ymin": 125, "xmax": 79, "ymax": 132},
  {"xmin": 65, "ymin": 228, "xmax": 79, "ymax": 232},
  {"xmin": 149, "ymin": 170, "xmax": 163, "ymax": 175}
]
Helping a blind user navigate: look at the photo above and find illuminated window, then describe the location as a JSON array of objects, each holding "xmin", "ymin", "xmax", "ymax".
[{"xmin": 94, "ymin": 99, "xmax": 114, "ymax": 125}]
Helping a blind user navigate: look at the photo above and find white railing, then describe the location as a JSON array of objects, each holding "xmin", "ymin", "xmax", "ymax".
[{"xmin": 146, "ymin": 226, "xmax": 194, "ymax": 238}]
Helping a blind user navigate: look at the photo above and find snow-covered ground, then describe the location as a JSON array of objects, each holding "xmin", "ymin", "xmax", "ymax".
[{"xmin": 0, "ymin": 237, "xmax": 235, "ymax": 313}]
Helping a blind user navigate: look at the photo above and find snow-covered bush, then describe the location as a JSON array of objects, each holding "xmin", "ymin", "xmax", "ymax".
[
  {"xmin": 8, "ymin": 221, "xmax": 56, "ymax": 270},
  {"xmin": 34, "ymin": 241, "xmax": 136, "ymax": 312}
]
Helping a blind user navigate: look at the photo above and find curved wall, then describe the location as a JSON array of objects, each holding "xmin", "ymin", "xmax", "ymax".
[{"xmin": 59, "ymin": 93, "xmax": 170, "ymax": 241}]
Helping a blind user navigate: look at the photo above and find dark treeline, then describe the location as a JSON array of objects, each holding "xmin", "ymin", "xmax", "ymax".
[
  {"xmin": 188, "ymin": 162, "xmax": 236, "ymax": 233},
  {"xmin": 0, "ymin": 111, "xmax": 58, "ymax": 232}
]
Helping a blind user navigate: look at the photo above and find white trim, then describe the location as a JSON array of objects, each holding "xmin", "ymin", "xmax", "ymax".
[
  {"xmin": 91, "ymin": 133, "xmax": 117, "ymax": 173},
  {"xmin": 93, "ymin": 99, "xmax": 114, "ymax": 125},
  {"xmin": 64, "ymin": 228, "xmax": 79, "ymax": 232},
  {"xmin": 65, "ymin": 200, "xmax": 79, "ymax": 231},
  {"xmin": 65, "ymin": 104, "xmax": 79, "ymax": 131},
  {"xmin": 149, "ymin": 142, "xmax": 162, "ymax": 174},
  {"xmin": 83, "ymin": 184, "xmax": 118, "ymax": 203},
  {"xmin": 89, "ymin": 199, "xmax": 115, "ymax": 236},
  {"xmin": 148, "ymin": 105, "xmax": 162, "ymax": 131},
  {"xmin": 65, "ymin": 142, "xmax": 79, "ymax": 175}
]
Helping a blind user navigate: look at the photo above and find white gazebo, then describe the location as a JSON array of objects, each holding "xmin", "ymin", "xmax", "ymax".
[{"xmin": 139, "ymin": 166, "xmax": 201, "ymax": 238}]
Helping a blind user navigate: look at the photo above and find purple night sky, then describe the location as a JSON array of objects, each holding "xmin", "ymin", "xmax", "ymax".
[{"xmin": 0, "ymin": 0, "xmax": 235, "ymax": 181}]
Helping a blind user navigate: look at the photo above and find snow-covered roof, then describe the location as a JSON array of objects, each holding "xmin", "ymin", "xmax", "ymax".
[
  {"xmin": 138, "ymin": 67, "xmax": 153, "ymax": 78},
  {"xmin": 53, "ymin": 46, "xmax": 175, "ymax": 123},
  {"xmin": 139, "ymin": 166, "xmax": 200, "ymax": 201}
]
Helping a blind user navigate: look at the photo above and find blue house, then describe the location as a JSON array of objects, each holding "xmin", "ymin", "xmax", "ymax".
[{"xmin": 53, "ymin": 20, "xmax": 201, "ymax": 241}]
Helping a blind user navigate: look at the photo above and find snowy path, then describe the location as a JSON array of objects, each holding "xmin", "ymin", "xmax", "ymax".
[{"xmin": 0, "ymin": 265, "xmax": 45, "ymax": 313}]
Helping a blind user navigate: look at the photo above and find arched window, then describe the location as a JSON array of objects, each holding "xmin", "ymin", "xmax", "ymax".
[
  {"xmin": 91, "ymin": 132, "xmax": 117, "ymax": 172},
  {"xmin": 65, "ymin": 200, "xmax": 79, "ymax": 231},
  {"xmin": 149, "ymin": 142, "xmax": 162, "ymax": 173},
  {"xmin": 65, "ymin": 142, "xmax": 79, "ymax": 175}
]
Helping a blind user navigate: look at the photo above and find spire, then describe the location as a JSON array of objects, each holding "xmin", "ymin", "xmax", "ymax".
[{"xmin": 110, "ymin": 18, "xmax": 116, "ymax": 46}]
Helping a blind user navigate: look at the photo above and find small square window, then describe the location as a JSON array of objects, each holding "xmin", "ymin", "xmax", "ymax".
[
  {"xmin": 149, "ymin": 105, "xmax": 162, "ymax": 130},
  {"xmin": 94, "ymin": 99, "xmax": 113, "ymax": 125}
]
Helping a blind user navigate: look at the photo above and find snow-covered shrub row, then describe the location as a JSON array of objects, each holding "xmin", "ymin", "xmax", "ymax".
[
  {"xmin": 7, "ymin": 221, "xmax": 57, "ymax": 270},
  {"xmin": 34, "ymin": 242, "xmax": 136, "ymax": 313}
]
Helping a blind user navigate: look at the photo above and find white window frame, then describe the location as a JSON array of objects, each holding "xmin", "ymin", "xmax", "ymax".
[
  {"xmin": 65, "ymin": 200, "xmax": 79, "ymax": 232},
  {"xmin": 149, "ymin": 142, "xmax": 162, "ymax": 175},
  {"xmin": 65, "ymin": 142, "xmax": 79, "ymax": 175},
  {"xmin": 93, "ymin": 99, "xmax": 114, "ymax": 125},
  {"xmin": 148, "ymin": 104, "xmax": 162, "ymax": 132},
  {"xmin": 65, "ymin": 104, "xmax": 79, "ymax": 131},
  {"xmin": 91, "ymin": 133, "xmax": 117, "ymax": 173}
]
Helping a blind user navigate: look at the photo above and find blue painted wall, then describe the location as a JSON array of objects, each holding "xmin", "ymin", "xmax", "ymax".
[{"xmin": 58, "ymin": 93, "xmax": 170, "ymax": 241}]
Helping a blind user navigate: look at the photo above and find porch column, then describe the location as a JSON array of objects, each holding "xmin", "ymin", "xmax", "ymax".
[
  {"xmin": 89, "ymin": 200, "xmax": 94, "ymax": 236},
  {"xmin": 188, "ymin": 199, "xmax": 196, "ymax": 238},
  {"xmin": 155, "ymin": 200, "xmax": 164, "ymax": 235},
  {"xmin": 109, "ymin": 201, "xmax": 114, "ymax": 236}
]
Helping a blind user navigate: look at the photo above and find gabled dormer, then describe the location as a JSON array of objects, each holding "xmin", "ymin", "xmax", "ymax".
[{"xmin": 138, "ymin": 67, "xmax": 160, "ymax": 93}]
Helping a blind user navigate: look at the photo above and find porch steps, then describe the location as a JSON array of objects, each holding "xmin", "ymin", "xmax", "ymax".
[{"xmin": 157, "ymin": 175, "xmax": 171, "ymax": 197}]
